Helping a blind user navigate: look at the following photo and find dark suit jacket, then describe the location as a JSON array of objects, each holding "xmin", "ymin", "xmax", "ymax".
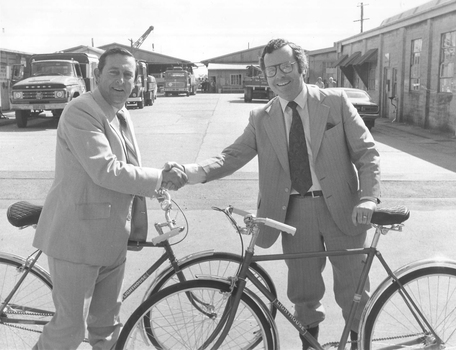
[
  {"xmin": 198, "ymin": 85, "xmax": 381, "ymax": 248},
  {"xmin": 33, "ymin": 89, "xmax": 161, "ymax": 266}
]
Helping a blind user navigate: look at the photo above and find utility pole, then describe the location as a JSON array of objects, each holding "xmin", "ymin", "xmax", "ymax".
[{"xmin": 354, "ymin": 2, "xmax": 369, "ymax": 33}]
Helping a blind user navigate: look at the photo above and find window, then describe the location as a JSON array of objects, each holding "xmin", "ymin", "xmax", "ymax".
[
  {"xmin": 410, "ymin": 39, "xmax": 422, "ymax": 91},
  {"xmin": 439, "ymin": 31, "xmax": 456, "ymax": 93},
  {"xmin": 230, "ymin": 74, "xmax": 242, "ymax": 85}
]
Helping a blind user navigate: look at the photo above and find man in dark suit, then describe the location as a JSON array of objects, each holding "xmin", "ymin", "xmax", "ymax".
[
  {"xmin": 170, "ymin": 38, "xmax": 380, "ymax": 349},
  {"xmin": 33, "ymin": 48, "xmax": 187, "ymax": 350}
]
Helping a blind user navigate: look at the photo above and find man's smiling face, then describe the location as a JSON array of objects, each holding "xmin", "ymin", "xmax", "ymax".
[
  {"xmin": 95, "ymin": 54, "xmax": 136, "ymax": 109},
  {"xmin": 264, "ymin": 44, "xmax": 304, "ymax": 101}
]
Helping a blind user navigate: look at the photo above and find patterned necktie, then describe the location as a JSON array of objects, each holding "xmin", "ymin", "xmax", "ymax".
[
  {"xmin": 116, "ymin": 110, "xmax": 139, "ymax": 166},
  {"xmin": 287, "ymin": 101, "xmax": 312, "ymax": 195}
]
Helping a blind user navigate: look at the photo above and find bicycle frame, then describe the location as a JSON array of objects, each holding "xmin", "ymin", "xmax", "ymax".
[{"xmin": 209, "ymin": 222, "xmax": 442, "ymax": 350}]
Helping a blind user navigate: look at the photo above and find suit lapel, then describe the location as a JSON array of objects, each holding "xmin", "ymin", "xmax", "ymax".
[
  {"xmin": 264, "ymin": 99, "xmax": 290, "ymax": 175},
  {"xmin": 307, "ymin": 87, "xmax": 329, "ymax": 158}
]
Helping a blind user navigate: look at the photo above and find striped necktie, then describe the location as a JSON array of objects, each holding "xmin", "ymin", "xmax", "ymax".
[
  {"xmin": 116, "ymin": 110, "xmax": 139, "ymax": 166},
  {"xmin": 287, "ymin": 101, "xmax": 312, "ymax": 195}
]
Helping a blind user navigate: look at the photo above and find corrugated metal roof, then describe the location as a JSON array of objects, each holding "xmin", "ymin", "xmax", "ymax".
[{"xmin": 207, "ymin": 63, "xmax": 250, "ymax": 70}]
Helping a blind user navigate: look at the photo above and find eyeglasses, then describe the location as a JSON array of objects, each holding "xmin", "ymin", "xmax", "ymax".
[{"xmin": 264, "ymin": 61, "xmax": 296, "ymax": 78}]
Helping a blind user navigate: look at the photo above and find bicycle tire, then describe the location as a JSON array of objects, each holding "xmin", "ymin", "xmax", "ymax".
[
  {"xmin": 362, "ymin": 266, "xmax": 456, "ymax": 350},
  {"xmin": 148, "ymin": 252, "xmax": 277, "ymax": 318},
  {"xmin": 0, "ymin": 253, "xmax": 54, "ymax": 349},
  {"xmin": 116, "ymin": 279, "xmax": 275, "ymax": 350}
]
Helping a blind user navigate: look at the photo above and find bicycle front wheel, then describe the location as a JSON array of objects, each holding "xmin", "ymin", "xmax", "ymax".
[
  {"xmin": 150, "ymin": 252, "xmax": 277, "ymax": 317},
  {"xmin": 0, "ymin": 253, "xmax": 54, "ymax": 349},
  {"xmin": 362, "ymin": 266, "xmax": 456, "ymax": 350},
  {"xmin": 116, "ymin": 279, "xmax": 274, "ymax": 350}
]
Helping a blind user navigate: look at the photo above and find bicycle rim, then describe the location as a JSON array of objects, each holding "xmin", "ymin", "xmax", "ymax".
[
  {"xmin": 0, "ymin": 256, "xmax": 53, "ymax": 349},
  {"xmin": 116, "ymin": 279, "xmax": 274, "ymax": 350},
  {"xmin": 150, "ymin": 252, "xmax": 277, "ymax": 318},
  {"xmin": 362, "ymin": 266, "xmax": 456, "ymax": 350}
]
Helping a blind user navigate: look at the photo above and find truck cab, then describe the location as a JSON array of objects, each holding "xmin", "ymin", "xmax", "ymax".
[{"xmin": 10, "ymin": 52, "xmax": 98, "ymax": 128}]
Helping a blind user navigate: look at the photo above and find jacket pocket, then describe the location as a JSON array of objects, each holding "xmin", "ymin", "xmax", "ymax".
[{"xmin": 77, "ymin": 202, "xmax": 112, "ymax": 220}]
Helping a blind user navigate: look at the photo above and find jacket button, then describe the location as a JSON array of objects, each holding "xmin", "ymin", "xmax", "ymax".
[
  {"xmin": 285, "ymin": 188, "xmax": 289, "ymax": 193},
  {"xmin": 282, "ymin": 206, "xmax": 287, "ymax": 210}
]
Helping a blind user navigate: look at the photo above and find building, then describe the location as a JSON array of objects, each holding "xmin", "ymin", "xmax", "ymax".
[
  {"xmin": 201, "ymin": 46, "xmax": 265, "ymax": 93},
  {"xmin": 308, "ymin": 0, "xmax": 456, "ymax": 134},
  {"xmin": 98, "ymin": 43, "xmax": 195, "ymax": 90}
]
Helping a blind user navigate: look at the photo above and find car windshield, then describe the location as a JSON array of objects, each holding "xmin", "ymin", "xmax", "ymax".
[{"xmin": 345, "ymin": 90, "xmax": 370, "ymax": 100}]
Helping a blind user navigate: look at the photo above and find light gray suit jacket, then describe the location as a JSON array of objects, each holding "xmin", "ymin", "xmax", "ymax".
[
  {"xmin": 33, "ymin": 89, "xmax": 161, "ymax": 266},
  {"xmin": 199, "ymin": 85, "xmax": 381, "ymax": 248}
]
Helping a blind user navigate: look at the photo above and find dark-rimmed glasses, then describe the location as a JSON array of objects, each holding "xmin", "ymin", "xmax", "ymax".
[{"xmin": 264, "ymin": 61, "xmax": 296, "ymax": 78}]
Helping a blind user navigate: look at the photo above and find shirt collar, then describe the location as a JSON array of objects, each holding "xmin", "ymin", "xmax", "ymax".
[{"xmin": 278, "ymin": 84, "xmax": 308, "ymax": 113}]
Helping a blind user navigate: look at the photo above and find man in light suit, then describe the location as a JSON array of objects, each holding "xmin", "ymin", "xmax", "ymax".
[
  {"xmin": 32, "ymin": 48, "xmax": 187, "ymax": 350},
  {"xmin": 170, "ymin": 38, "xmax": 380, "ymax": 349}
]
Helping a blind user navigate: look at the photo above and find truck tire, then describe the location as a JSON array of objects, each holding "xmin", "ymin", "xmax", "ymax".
[
  {"xmin": 244, "ymin": 88, "xmax": 252, "ymax": 103},
  {"xmin": 16, "ymin": 110, "xmax": 30, "ymax": 128},
  {"xmin": 138, "ymin": 94, "xmax": 144, "ymax": 109}
]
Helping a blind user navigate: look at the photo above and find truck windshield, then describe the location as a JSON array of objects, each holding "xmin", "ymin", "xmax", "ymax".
[{"xmin": 32, "ymin": 61, "xmax": 75, "ymax": 77}]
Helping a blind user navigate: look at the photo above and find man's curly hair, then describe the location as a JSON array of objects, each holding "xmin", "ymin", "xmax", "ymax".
[{"xmin": 259, "ymin": 38, "xmax": 308, "ymax": 75}]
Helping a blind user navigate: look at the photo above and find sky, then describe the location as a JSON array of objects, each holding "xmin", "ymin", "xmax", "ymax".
[{"xmin": 1, "ymin": 0, "xmax": 430, "ymax": 67}]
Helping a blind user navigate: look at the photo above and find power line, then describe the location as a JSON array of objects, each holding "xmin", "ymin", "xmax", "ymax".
[{"xmin": 354, "ymin": 2, "xmax": 369, "ymax": 33}]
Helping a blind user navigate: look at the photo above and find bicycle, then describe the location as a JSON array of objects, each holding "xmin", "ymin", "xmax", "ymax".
[
  {"xmin": 0, "ymin": 189, "xmax": 277, "ymax": 349},
  {"xmin": 115, "ymin": 204, "xmax": 456, "ymax": 350}
]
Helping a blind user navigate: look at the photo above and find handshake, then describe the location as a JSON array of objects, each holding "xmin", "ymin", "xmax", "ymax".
[{"xmin": 161, "ymin": 161, "xmax": 187, "ymax": 191}]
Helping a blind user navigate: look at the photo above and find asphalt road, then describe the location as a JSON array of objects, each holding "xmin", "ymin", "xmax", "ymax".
[{"xmin": 1, "ymin": 93, "xmax": 456, "ymax": 349}]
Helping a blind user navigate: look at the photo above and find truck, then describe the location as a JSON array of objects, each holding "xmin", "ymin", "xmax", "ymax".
[
  {"xmin": 10, "ymin": 52, "xmax": 98, "ymax": 128},
  {"xmin": 243, "ymin": 65, "xmax": 275, "ymax": 103},
  {"xmin": 126, "ymin": 61, "xmax": 157, "ymax": 109},
  {"xmin": 163, "ymin": 66, "xmax": 197, "ymax": 97}
]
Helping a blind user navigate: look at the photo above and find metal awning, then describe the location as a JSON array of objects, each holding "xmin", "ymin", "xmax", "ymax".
[
  {"xmin": 353, "ymin": 49, "xmax": 378, "ymax": 65},
  {"xmin": 339, "ymin": 52, "xmax": 361, "ymax": 67},
  {"xmin": 333, "ymin": 54, "xmax": 348, "ymax": 67}
]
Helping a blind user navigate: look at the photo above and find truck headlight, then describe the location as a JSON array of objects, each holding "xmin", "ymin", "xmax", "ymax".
[
  {"xmin": 54, "ymin": 90, "xmax": 66, "ymax": 98},
  {"xmin": 13, "ymin": 91, "xmax": 23, "ymax": 99}
]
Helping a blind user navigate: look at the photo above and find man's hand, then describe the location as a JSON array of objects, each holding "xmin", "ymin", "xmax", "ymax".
[
  {"xmin": 161, "ymin": 166, "xmax": 187, "ymax": 191},
  {"xmin": 352, "ymin": 200, "xmax": 377, "ymax": 226},
  {"xmin": 163, "ymin": 161, "xmax": 185, "ymax": 172}
]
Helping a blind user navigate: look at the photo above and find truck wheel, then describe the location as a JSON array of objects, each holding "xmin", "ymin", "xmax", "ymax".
[
  {"xmin": 15, "ymin": 110, "xmax": 30, "ymax": 128},
  {"xmin": 138, "ymin": 95, "xmax": 144, "ymax": 109},
  {"xmin": 244, "ymin": 88, "xmax": 252, "ymax": 103},
  {"xmin": 52, "ymin": 110, "xmax": 62, "ymax": 118}
]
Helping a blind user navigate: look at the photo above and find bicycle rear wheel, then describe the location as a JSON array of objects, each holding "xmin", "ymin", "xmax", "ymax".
[
  {"xmin": 149, "ymin": 252, "xmax": 277, "ymax": 317},
  {"xmin": 116, "ymin": 279, "xmax": 275, "ymax": 350},
  {"xmin": 362, "ymin": 266, "xmax": 456, "ymax": 350},
  {"xmin": 0, "ymin": 253, "xmax": 54, "ymax": 349}
]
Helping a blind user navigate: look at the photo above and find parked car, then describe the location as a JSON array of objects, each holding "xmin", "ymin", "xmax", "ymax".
[{"xmin": 329, "ymin": 87, "xmax": 379, "ymax": 130}]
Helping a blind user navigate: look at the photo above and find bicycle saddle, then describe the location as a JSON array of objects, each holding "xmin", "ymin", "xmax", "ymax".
[
  {"xmin": 371, "ymin": 206, "xmax": 410, "ymax": 225},
  {"xmin": 7, "ymin": 201, "xmax": 43, "ymax": 227}
]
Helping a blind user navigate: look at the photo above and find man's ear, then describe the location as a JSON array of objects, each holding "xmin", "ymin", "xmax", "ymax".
[{"xmin": 94, "ymin": 68, "xmax": 100, "ymax": 84}]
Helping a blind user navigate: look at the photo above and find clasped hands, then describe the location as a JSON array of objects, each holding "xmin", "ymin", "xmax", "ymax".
[{"xmin": 161, "ymin": 162, "xmax": 187, "ymax": 191}]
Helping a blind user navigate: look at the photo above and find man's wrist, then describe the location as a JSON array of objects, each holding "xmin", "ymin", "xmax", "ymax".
[{"xmin": 360, "ymin": 196, "xmax": 380, "ymax": 204}]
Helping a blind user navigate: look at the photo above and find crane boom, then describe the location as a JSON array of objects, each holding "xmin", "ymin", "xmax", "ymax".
[{"xmin": 132, "ymin": 26, "xmax": 154, "ymax": 49}]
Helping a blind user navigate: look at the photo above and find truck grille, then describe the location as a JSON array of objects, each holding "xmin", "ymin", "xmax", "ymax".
[
  {"xmin": 166, "ymin": 82, "xmax": 185, "ymax": 88},
  {"xmin": 21, "ymin": 90, "xmax": 58, "ymax": 100}
]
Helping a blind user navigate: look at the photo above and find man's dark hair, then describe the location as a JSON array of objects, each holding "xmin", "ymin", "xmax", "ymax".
[
  {"xmin": 259, "ymin": 39, "xmax": 308, "ymax": 75},
  {"xmin": 98, "ymin": 47, "xmax": 137, "ymax": 78}
]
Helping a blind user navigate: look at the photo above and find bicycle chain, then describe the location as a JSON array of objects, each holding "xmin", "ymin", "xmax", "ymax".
[{"xmin": 322, "ymin": 332, "xmax": 426, "ymax": 349}]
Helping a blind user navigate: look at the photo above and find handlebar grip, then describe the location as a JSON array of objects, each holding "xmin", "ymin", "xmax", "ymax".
[
  {"xmin": 152, "ymin": 227, "xmax": 183, "ymax": 245},
  {"xmin": 264, "ymin": 218, "xmax": 296, "ymax": 235}
]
